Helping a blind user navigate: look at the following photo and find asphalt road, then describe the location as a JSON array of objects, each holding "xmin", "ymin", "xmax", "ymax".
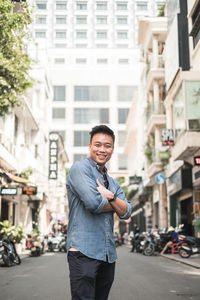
[{"xmin": 0, "ymin": 246, "xmax": 200, "ymax": 300}]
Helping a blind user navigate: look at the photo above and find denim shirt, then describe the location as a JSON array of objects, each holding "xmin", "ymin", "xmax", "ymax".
[{"xmin": 66, "ymin": 157, "xmax": 132, "ymax": 263}]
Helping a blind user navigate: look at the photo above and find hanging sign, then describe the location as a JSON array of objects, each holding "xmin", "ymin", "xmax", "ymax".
[
  {"xmin": 161, "ymin": 129, "xmax": 174, "ymax": 146},
  {"xmin": 22, "ymin": 186, "xmax": 37, "ymax": 195},
  {"xmin": 155, "ymin": 173, "xmax": 166, "ymax": 184},
  {"xmin": 194, "ymin": 156, "xmax": 200, "ymax": 166},
  {"xmin": 49, "ymin": 132, "xmax": 59, "ymax": 180},
  {"xmin": 0, "ymin": 187, "xmax": 17, "ymax": 196}
]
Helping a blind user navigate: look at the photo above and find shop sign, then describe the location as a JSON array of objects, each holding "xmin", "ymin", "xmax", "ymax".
[
  {"xmin": 49, "ymin": 132, "xmax": 59, "ymax": 180},
  {"xmin": 194, "ymin": 156, "xmax": 200, "ymax": 166},
  {"xmin": 129, "ymin": 175, "xmax": 142, "ymax": 185},
  {"xmin": 0, "ymin": 187, "xmax": 17, "ymax": 196},
  {"xmin": 22, "ymin": 186, "xmax": 37, "ymax": 195},
  {"xmin": 161, "ymin": 129, "xmax": 174, "ymax": 146},
  {"xmin": 155, "ymin": 174, "xmax": 166, "ymax": 184}
]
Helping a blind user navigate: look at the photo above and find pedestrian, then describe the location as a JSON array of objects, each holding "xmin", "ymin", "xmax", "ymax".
[
  {"xmin": 66, "ymin": 125, "xmax": 132, "ymax": 300},
  {"xmin": 130, "ymin": 223, "xmax": 140, "ymax": 253}
]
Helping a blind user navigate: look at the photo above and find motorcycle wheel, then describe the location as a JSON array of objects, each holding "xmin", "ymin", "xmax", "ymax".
[
  {"xmin": 2, "ymin": 253, "xmax": 12, "ymax": 267},
  {"xmin": 14, "ymin": 254, "xmax": 21, "ymax": 265},
  {"xmin": 179, "ymin": 247, "xmax": 191, "ymax": 258},
  {"xmin": 143, "ymin": 244, "xmax": 155, "ymax": 256}
]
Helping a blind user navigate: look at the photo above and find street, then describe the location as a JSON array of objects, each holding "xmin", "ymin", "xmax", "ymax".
[{"xmin": 0, "ymin": 245, "xmax": 200, "ymax": 300}]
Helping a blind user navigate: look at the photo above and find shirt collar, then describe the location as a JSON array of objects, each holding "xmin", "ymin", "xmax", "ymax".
[{"xmin": 87, "ymin": 157, "xmax": 108, "ymax": 173}]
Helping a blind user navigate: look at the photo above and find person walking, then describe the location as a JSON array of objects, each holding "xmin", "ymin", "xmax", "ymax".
[
  {"xmin": 66, "ymin": 125, "xmax": 132, "ymax": 300},
  {"xmin": 130, "ymin": 223, "xmax": 140, "ymax": 253}
]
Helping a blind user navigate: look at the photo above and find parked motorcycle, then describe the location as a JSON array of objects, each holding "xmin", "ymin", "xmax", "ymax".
[
  {"xmin": 0, "ymin": 237, "xmax": 21, "ymax": 267},
  {"xmin": 179, "ymin": 236, "xmax": 200, "ymax": 258},
  {"xmin": 58, "ymin": 234, "xmax": 67, "ymax": 252},
  {"xmin": 30, "ymin": 235, "xmax": 43, "ymax": 257},
  {"xmin": 48, "ymin": 233, "xmax": 64, "ymax": 252}
]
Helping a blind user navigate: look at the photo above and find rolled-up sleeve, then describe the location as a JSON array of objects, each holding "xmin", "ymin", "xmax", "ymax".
[
  {"xmin": 113, "ymin": 183, "xmax": 133, "ymax": 220},
  {"xmin": 67, "ymin": 162, "xmax": 108, "ymax": 214}
]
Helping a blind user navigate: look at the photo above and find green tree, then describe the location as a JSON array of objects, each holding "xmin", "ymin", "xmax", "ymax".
[{"xmin": 0, "ymin": 0, "xmax": 33, "ymax": 117}]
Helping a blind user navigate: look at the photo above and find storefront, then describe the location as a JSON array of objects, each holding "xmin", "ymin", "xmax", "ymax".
[
  {"xmin": 167, "ymin": 165, "xmax": 193, "ymax": 235},
  {"xmin": 192, "ymin": 166, "xmax": 200, "ymax": 237}
]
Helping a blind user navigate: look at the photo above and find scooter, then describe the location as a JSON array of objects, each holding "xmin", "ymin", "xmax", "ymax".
[
  {"xmin": 58, "ymin": 234, "xmax": 67, "ymax": 252},
  {"xmin": 0, "ymin": 237, "xmax": 21, "ymax": 267},
  {"xmin": 48, "ymin": 233, "xmax": 64, "ymax": 252},
  {"xmin": 179, "ymin": 236, "xmax": 200, "ymax": 258},
  {"xmin": 30, "ymin": 235, "xmax": 43, "ymax": 257}
]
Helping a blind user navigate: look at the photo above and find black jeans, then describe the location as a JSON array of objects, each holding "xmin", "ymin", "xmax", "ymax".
[{"xmin": 67, "ymin": 251, "xmax": 115, "ymax": 300}]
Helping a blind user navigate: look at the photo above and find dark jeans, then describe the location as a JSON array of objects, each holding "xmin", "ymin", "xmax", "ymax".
[{"xmin": 67, "ymin": 251, "xmax": 115, "ymax": 300}]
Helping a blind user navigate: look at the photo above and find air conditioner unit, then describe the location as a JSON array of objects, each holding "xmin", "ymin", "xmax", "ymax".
[{"xmin": 188, "ymin": 119, "xmax": 200, "ymax": 131}]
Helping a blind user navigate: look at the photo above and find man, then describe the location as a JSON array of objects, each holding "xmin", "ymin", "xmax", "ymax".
[
  {"xmin": 66, "ymin": 125, "xmax": 132, "ymax": 300},
  {"xmin": 130, "ymin": 223, "xmax": 140, "ymax": 253}
]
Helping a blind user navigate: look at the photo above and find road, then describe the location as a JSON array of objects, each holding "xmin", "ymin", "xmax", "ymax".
[{"xmin": 0, "ymin": 246, "xmax": 200, "ymax": 300}]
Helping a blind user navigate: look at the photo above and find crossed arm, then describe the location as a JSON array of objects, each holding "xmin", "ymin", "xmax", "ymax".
[{"xmin": 96, "ymin": 179, "xmax": 127, "ymax": 216}]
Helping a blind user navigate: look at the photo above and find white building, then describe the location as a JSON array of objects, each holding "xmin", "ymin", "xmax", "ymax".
[{"xmin": 29, "ymin": 0, "xmax": 165, "ymax": 179}]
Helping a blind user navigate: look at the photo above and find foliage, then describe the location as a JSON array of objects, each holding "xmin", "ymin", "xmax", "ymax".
[
  {"xmin": 66, "ymin": 168, "xmax": 70, "ymax": 180},
  {"xmin": 144, "ymin": 140, "xmax": 153, "ymax": 164},
  {"xmin": 116, "ymin": 177, "xmax": 125, "ymax": 185},
  {"xmin": 158, "ymin": 4, "xmax": 165, "ymax": 17},
  {"xmin": 19, "ymin": 166, "xmax": 33, "ymax": 179},
  {"xmin": 0, "ymin": 0, "xmax": 34, "ymax": 117},
  {"xmin": 0, "ymin": 220, "xmax": 25, "ymax": 243}
]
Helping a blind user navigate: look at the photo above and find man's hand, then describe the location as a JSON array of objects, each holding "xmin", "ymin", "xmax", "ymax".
[{"xmin": 96, "ymin": 179, "xmax": 114, "ymax": 200}]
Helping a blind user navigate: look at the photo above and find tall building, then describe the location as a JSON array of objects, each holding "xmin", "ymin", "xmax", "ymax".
[{"xmin": 29, "ymin": 0, "xmax": 165, "ymax": 175}]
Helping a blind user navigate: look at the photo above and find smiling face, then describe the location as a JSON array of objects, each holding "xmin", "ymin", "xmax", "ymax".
[{"xmin": 89, "ymin": 133, "xmax": 114, "ymax": 170}]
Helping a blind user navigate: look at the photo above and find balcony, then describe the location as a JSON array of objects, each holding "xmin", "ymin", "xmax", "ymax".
[
  {"xmin": 145, "ymin": 147, "xmax": 169, "ymax": 179},
  {"xmin": 146, "ymin": 54, "xmax": 165, "ymax": 91},
  {"xmin": 146, "ymin": 101, "xmax": 166, "ymax": 135},
  {"xmin": 171, "ymin": 131, "xmax": 200, "ymax": 161}
]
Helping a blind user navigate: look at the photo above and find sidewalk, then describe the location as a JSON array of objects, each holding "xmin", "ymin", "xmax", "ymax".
[{"xmin": 161, "ymin": 253, "xmax": 200, "ymax": 269}]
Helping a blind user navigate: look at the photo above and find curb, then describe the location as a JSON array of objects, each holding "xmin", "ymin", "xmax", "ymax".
[{"xmin": 161, "ymin": 254, "xmax": 200, "ymax": 269}]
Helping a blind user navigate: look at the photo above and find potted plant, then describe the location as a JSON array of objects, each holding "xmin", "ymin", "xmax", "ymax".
[{"xmin": 0, "ymin": 220, "xmax": 25, "ymax": 252}]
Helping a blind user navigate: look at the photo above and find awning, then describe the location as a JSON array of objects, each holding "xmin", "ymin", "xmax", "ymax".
[{"xmin": 3, "ymin": 171, "xmax": 36, "ymax": 186}]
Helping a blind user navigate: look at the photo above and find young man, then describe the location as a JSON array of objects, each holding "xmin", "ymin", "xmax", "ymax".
[{"xmin": 66, "ymin": 125, "xmax": 132, "ymax": 300}]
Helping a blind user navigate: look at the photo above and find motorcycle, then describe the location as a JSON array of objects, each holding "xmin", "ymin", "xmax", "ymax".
[
  {"xmin": 0, "ymin": 237, "xmax": 21, "ymax": 267},
  {"xmin": 30, "ymin": 235, "xmax": 43, "ymax": 257},
  {"xmin": 179, "ymin": 236, "xmax": 200, "ymax": 258},
  {"xmin": 58, "ymin": 234, "xmax": 67, "ymax": 252},
  {"xmin": 48, "ymin": 233, "xmax": 65, "ymax": 252}
]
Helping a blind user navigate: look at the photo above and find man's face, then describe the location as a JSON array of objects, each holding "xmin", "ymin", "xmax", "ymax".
[{"xmin": 89, "ymin": 133, "xmax": 114, "ymax": 169}]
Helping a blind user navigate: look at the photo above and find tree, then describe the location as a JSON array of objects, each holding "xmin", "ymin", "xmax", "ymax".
[{"xmin": 0, "ymin": 0, "xmax": 33, "ymax": 117}]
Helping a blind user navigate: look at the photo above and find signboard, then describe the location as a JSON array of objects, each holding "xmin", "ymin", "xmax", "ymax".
[
  {"xmin": 155, "ymin": 174, "xmax": 166, "ymax": 184},
  {"xmin": 194, "ymin": 156, "xmax": 200, "ymax": 166},
  {"xmin": 129, "ymin": 175, "xmax": 142, "ymax": 185},
  {"xmin": 161, "ymin": 129, "xmax": 174, "ymax": 146},
  {"xmin": 22, "ymin": 186, "xmax": 37, "ymax": 195},
  {"xmin": 49, "ymin": 132, "xmax": 59, "ymax": 180},
  {"xmin": 0, "ymin": 187, "xmax": 17, "ymax": 196}
]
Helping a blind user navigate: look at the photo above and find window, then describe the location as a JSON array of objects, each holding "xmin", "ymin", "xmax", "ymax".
[
  {"xmin": 156, "ymin": 2, "xmax": 164, "ymax": 9},
  {"xmin": 116, "ymin": 2, "xmax": 127, "ymax": 11},
  {"xmin": 56, "ymin": 15, "xmax": 67, "ymax": 24},
  {"xmin": 74, "ymin": 108, "xmax": 109, "ymax": 123},
  {"xmin": 76, "ymin": 2, "xmax": 87, "ymax": 10},
  {"xmin": 76, "ymin": 58, "xmax": 87, "ymax": 64},
  {"xmin": 55, "ymin": 43, "xmax": 67, "ymax": 48},
  {"xmin": 118, "ymin": 86, "xmax": 137, "ymax": 101},
  {"xmin": 74, "ymin": 154, "xmax": 88, "ymax": 162},
  {"xmin": 76, "ymin": 44, "xmax": 87, "ymax": 48},
  {"xmin": 190, "ymin": 2, "xmax": 200, "ymax": 48},
  {"xmin": 36, "ymin": 15, "xmax": 47, "ymax": 24},
  {"xmin": 96, "ymin": 44, "xmax": 108, "ymax": 48},
  {"xmin": 96, "ymin": 31, "xmax": 107, "ymax": 39},
  {"xmin": 118, "ymin": 154, "xmax": 127, "ymax": 170},
  {"xmin": 52, "ymin": 108, "xmax": 66, "ymax": 119},
  {"xmin": 118, "ymin": 131, "xmax": 126, "ymax": 147},
  {"xmin": 36, "ymin": 2, "xmax": 47, "ymax": 10},
  {"xmin": 56, "ymin": 30, "xmax": 66, "ymax": 39},
  {"xmin": 117, "ymin": 31, "xmax": 128, "ymax": 39},
  {"xmin": 74, "ymin": 86, "xmax": 109, "ymax": 101},
  {"xmin": 118, "ymin": 58, "xmax": 129, "ymax": 64},
  {"xmin": 76, "ymin": 16, "xmax": 87, "ymax": 24},
  {"xmin": 96, "ymin": 2, "xmax": 107, "ymax": 10},
  {"xmin": 56, "ymin": 1, "xmax": 67, "ymax": 10},
  {"xmin": 118, "ymin": 108, "xmax": 129, "ymax": 123},
  {"xmin": 117, "ymin": 44, "xmax": 128, "ymax": 48},
  {"xmin": 96, "ymin": 16, "xmax": 107, "ymax": 24},
  {"xmin": 136, "ymin": 1, "xmax": 148, "ymax": 11},
  {"xmin": 54, "ymin": 58, "xmax": 65, "ymax": 64},
  {"xmin": 97, "ymin": 58, "xmax": 108, "ymax": 64},
  {"xmin": 76, "ymin": 31, "xmax": 87, "ymax": 39},
  {"xmin": 35, "ymin": 30, "xmax": 46, "ymax": 38},
  {"xmin": 74, "ymin": 131, "xmax": 90, "ymax": 146},
  {"xmin": 53, "ymin": 86, "xmax": 66, "ymax": 101},
  {"xmin": 117, "ymin": 16, "xmax": 127, "ymax": 24}
]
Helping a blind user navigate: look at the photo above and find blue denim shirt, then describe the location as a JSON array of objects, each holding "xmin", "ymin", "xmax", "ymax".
[{"xmin": 66, "ymin": 157, "xmax": 132, "ymax": 263}]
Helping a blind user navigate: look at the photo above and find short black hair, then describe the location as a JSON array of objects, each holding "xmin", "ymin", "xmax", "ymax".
[{"xmin": 89, "ymin": 125, "xmax": 115, "ymax": 143}]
